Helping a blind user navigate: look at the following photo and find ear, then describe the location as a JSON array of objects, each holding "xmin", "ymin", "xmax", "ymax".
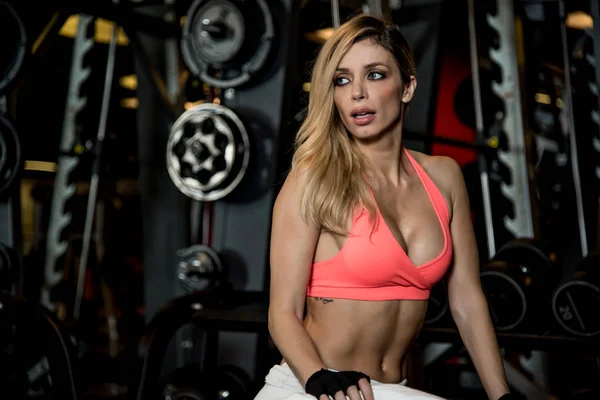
[{"xmin": 401, "ymin": 75, "xmax": 417, "ymax": 103}]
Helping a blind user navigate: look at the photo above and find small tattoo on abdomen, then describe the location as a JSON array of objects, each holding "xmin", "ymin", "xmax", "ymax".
[{"xmin": 314, "ymin": 297, "xmax": 334, "ymax": 304}]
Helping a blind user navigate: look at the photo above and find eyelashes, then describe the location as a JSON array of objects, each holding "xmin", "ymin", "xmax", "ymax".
[{"xmin": 333, "ymin": 71, "xmax": 386, "ymax": 86}]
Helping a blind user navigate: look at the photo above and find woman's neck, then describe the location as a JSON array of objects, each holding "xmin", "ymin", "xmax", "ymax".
[{"xmin": 358, "ymin": 129, "xmax": 406, "ymax": 187}]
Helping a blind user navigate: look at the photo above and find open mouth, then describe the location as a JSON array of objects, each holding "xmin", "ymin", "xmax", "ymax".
[{"xmin": 352, "ymin": 112, "xmax": 375, "ymax": 119}]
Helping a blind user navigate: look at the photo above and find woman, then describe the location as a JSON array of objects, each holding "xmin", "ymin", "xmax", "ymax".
[{"xmin": 256, "ymin": 14, "xmax": 512, "ymax": 400}]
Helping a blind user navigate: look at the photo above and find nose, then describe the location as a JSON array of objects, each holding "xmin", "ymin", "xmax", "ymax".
[{"xmin": 352, "ymin": 80, "xmax": 366, "ymax": 101}]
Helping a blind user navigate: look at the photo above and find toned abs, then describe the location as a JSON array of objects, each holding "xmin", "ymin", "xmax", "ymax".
[{"xmin": 303, "ymin": 296, "xmax": 427, "ymax": 383}]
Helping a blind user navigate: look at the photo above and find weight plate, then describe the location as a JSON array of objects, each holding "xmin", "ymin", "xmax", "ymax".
[
  {"xmin": 176, "ymin": 244, "xmax": 225, "ymax": 292},
  {"xmin": 0, "ymin": 115, "xmax": 22, "ymax": 197},
  {"xmin": 552, "ymin": 279, "xmax": 600, "ymax": 337},
  {"xmin": 552, "ymin": 254, "xmax": 600, "ymax": 337},
  {"xmin": 181, "ymin": 0, "xmax": 274, "ymax": 88},
  {"xmin": 480, "ymin": 269, "xmax": 526, "ymax": 331},
  {"xmin": 494, "ymin": 238, "xmax": 552, "ymax": 273},
  {"xmin": 0, "ymin": 2, "xmax": 27, "ymax": 94},
  {"xmin": 167, "ymin": 103, "xmax": 250, "ymax": 201}
]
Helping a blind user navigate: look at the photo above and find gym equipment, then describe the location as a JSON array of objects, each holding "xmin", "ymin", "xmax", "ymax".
[
  {"xmin": 74, "ymin": 22, "xmax": 119, "ymax": 321},
  {"xmin": 166, "ymin": 103, "xmax": 251, "ymax": 202},
  {"xmin": 467, "ymin": 0, "xmax": 496, "ymax": 258},
  {"xmin": 0, "ymin": 2, "xmax": 27, "ymax": 94},
  {"xmin": 181, "ymin": 0, "xmax": 274, "ymax": 89},
  {"xmin": 127, "ymin": 288, "xmax": 269, "ymax": 400},
  {"xmin": 0, "ymin": 115, "xmax": 22, "ymax": 198},
  {"xmin": 162, "ymin": 364, "xmax": 253, "ymax": 400},
  {"xmin": 162, "ymin": 364, "xmax": 209, "ymax": 400},
  {"xmin": 211, "ymin": 364, "xmax": 254, "ymax": 400},
  {"xmin": 176, "ymin": 244, "xmax": 225, "ymax": 292},
  {"xmin": 480, "ymin": 238, "xmax": 554, "ymax": 332},
  {"xmin": 42, "ymin": 14, "xmax": 96, "ymax": 311},
  {"xmin": 558, "ymin": 0, "xmax": 590, "ymax": 257},
  {"xmin": 0, "ymin": 292, "xmax": 79, "ymax": 399},
  {"xmin": 0, "ymin": 241, "xmax": 19, "ymax": 290},
  {"xmin": 424, "ymin": 281, "xmax": 448, "ymax": 326},
  {"xmin": 552, "ymin": 252, "xmax": 600, "ymax": 338},
  {"xmin": 486, "ymin": 0, "xmax": 535, "ymax": 243}
]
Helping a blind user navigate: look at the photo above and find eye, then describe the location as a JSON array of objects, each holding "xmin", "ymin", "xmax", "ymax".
[
  {"xmin": 334, "ymin": 77, "xmax": 349, "ymax": 86},
  {"xmin": 368, "ymin": 71, "xmax": 385, "ymax": 80}
]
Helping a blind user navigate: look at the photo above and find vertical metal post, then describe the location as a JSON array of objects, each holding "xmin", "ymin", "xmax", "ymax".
[
  {"xmin": 467, "ymin": 0, "xmax": 496, "ymax": 258},
  {"xmin": 559, "ymin": 0, "xmax": 588, "ymax": 257},
  {"xmin": 331, "ymin": 0, "xmax": 340, "ymax": 29}
]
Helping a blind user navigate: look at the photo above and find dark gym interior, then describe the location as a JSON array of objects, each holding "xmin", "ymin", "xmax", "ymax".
[{"xmin": 1, "ymin": 0, "xmax": 599, "ymax": 399}]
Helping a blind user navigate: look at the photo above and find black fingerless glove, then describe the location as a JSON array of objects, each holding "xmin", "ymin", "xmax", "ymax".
[{"xmin": 305, "ymin": 369, "xmax": 371, "ymax": 398}]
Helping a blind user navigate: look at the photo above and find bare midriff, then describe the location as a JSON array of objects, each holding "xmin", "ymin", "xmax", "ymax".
[{"xmin": 299, "ymin": 297, "xmax": 427, "ymax": 384}]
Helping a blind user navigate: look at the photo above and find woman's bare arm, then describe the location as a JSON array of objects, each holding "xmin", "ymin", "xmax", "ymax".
[
  {"xmin": 443, "ymin": 158, "xmax": 510, "ymax": 400},
  {"xmin": 268, "ymin": 169, "xmax": 328, "ymax": 386}
]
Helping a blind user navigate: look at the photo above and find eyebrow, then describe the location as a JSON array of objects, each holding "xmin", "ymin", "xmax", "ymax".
[{"xmin": 335, "ymin": 62, "xmax": 389, "ymax": 72}]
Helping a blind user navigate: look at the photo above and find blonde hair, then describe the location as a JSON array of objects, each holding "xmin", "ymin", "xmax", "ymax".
[{"xmin": 291, "ymin": 14, "xmax": 417, "ymax": 234}]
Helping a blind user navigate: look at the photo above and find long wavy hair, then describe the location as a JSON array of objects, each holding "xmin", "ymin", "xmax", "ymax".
[{"xmin": 291, "ymin": 14, "xmax": 417, "ymax": 235}]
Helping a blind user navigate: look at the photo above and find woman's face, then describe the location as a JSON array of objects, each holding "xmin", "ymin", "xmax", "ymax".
[{"xmin": 333, "ymin": 39, "xmax": 415, "ymax": 140}]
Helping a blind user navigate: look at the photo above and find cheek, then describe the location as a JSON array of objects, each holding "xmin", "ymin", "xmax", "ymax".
[{"xmin": 378, "ymin": 86, "xmax": 400, "ymax": 105}]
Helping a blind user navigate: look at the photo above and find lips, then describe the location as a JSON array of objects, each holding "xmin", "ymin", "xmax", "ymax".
[{"xmin": 350, "ymin": 107, "xmax": 376, "ymax": 126}]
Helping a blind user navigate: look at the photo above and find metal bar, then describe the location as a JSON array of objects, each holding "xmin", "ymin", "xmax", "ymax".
[
  {"xmin": 331, "ymin": 0, "xmax": 340, "ymax": 29},
  {"xmin": 559, "ymin": 0, "xmax": 588, "ymax": 257},
  {"xmin": 503, "ymin": 360, "xmax": 558, "ymax": 400},
  {"xmin": 467, "ymin": 0, "xmax": 496, "ymax": 258},
  {"xmin": 74, "ymin": 23, "xmax": 118, "ymax": 320}
]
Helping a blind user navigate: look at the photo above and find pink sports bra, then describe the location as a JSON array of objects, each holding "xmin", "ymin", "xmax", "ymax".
[{"xmin": 306, "ymin": 148, "xmax": 453, "ymax": 301}]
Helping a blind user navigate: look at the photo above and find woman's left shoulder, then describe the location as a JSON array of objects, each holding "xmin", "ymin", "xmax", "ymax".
[{"xmin": 407, "ymin": 149, "xmax": 464, "ymax": 187}]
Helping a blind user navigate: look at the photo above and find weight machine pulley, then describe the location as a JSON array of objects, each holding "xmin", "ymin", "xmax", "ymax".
[{"xmin": 181, "ymin": 0, "xmax": 275, "ymax": 89}]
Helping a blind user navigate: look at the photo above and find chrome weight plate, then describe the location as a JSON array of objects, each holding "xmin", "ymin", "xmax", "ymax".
[
  {"xmin": 167, "ymin": 103, "xmax": 250, "ymax": 201},
  {"xmin": 181, "ymin": 0, "xmax": 274, "ymax": 88}
]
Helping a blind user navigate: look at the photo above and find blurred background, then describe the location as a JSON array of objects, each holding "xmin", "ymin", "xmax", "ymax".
[{"xmin": 0, "ymin": 0, "xmax": 599, "ymax": 399}]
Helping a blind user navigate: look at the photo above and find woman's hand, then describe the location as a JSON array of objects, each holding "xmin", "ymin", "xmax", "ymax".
[{"xmin": 305, "ymin": 369, "xmax": 375, "ymax": 400}]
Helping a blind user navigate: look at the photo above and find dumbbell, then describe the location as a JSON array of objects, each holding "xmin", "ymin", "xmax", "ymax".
[
  {"xmin": 480, "ymin": 238, "xmax": 555, "ymax": 332},
  {"xmin": 552, "ymin": 252, "xmax": 600, "ymax": 337}
]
